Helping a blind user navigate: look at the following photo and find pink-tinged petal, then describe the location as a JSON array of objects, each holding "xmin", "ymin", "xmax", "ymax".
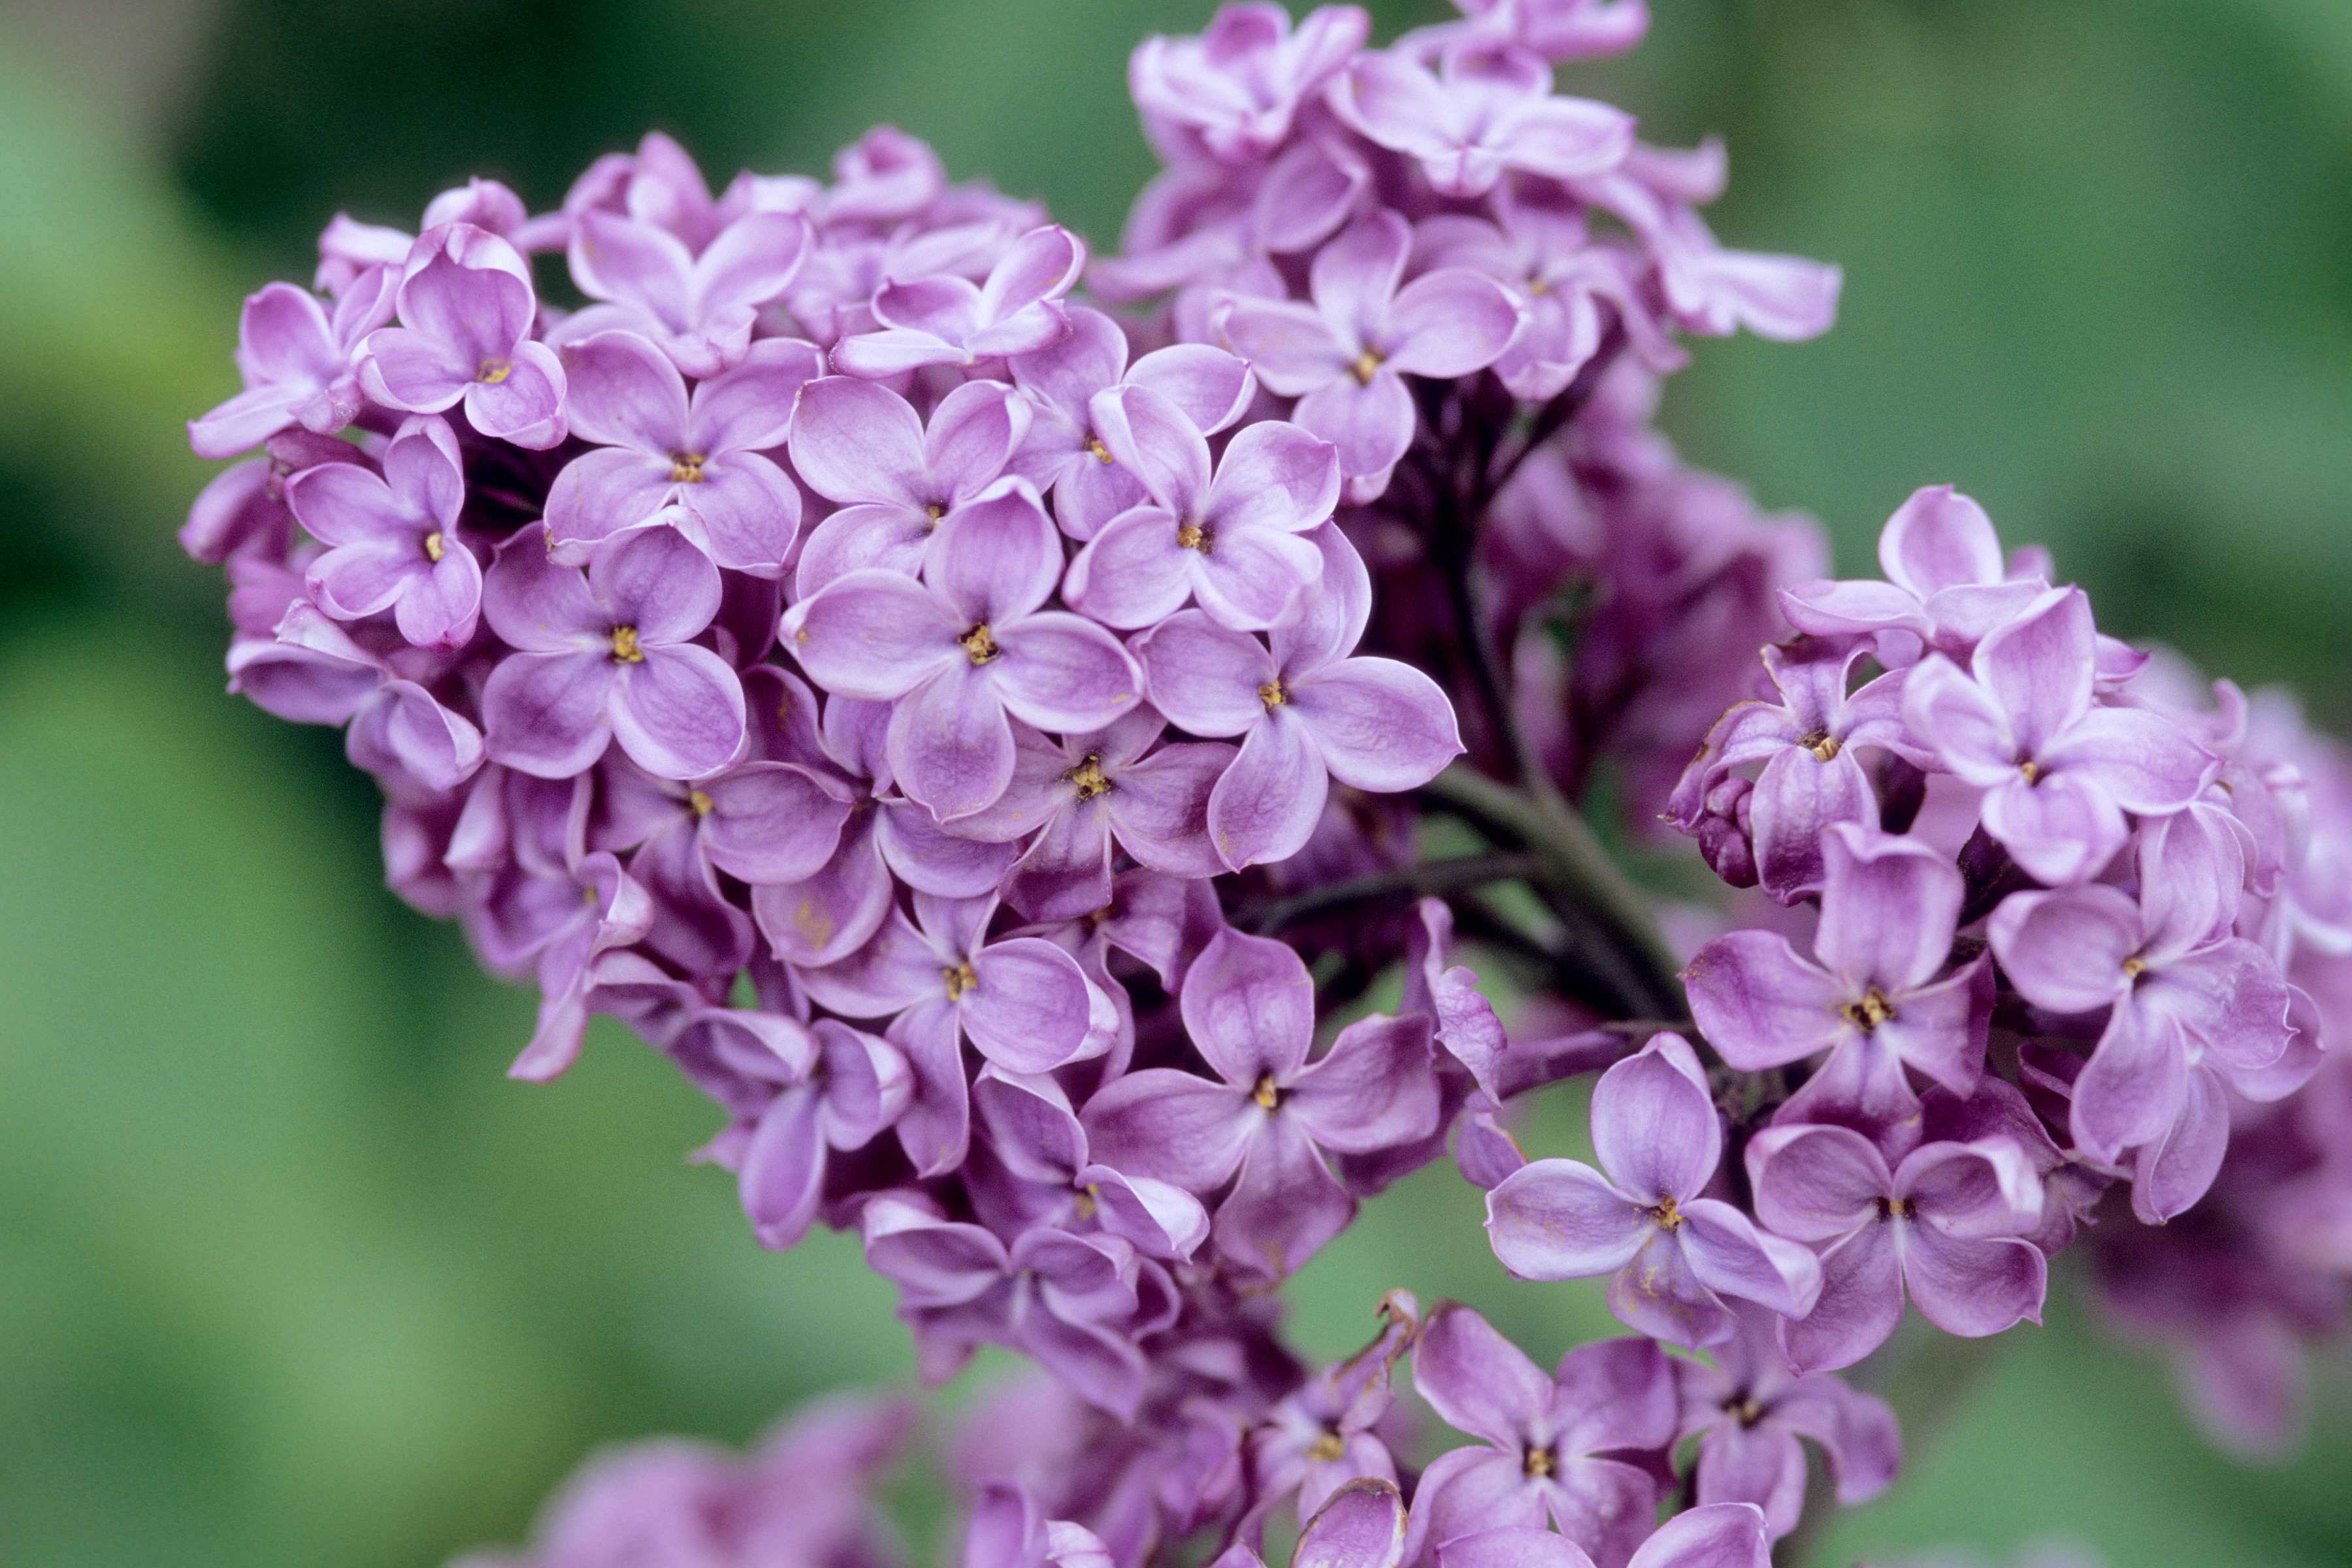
[
  {"xmin": 2130, "ymin": 1065, "xmax": 2231, "ymax": 1224},
  {"xmin": 395, "ymin": 536, "xmax": 485, "ymax": 650},
  {"xmin": 1486, "ymin": 1159, "xmax": 1648, "ymax": 1280},
  {"xmin": 1499, "ymin": 95, "xmax": 1637, "ymax": 181},
  {"xmin": 1208, "ymin": 418, "xmax": 1345, "ymax": 536},
  {"xmin": 1815, "ymin": 823, "xmax": 1962, "ymax": 992},
  {"xmin": 236, "ymin": 280, "xmax": 341, "ymax": 383},
  {"xmin": 926, "ymin": 380, "xmax": 1032, "ymax": 502},
  {"xmin": 557, "ymin": 329, "xmax": 687, "ymax": 450},
  {"xmin": 1771, "ymin": 1376, "xmax": 1901, "ymax": 1508},
  {"xmin": 1624, "ymin": 1503, "xmax": 1771, "ymax": 1568},
  {"xmin": 1182, "ymin": 927, "xmax": 1316, "ymax": 1085},
  {"xmin": 1190, "ymin": 523, "xmax": 1327, "ymax": 632},
  {"xmin": 1900, "ymin": 1224, "xmax": 2045, "ymax": 1338},
  {"xmin": 1296, "ymin": 1480, "xmax": 1409, "ymax": 1568},
  {"xmin": 2151, "ymin": 938, "xmax": 2293, "ymax": 1071},
  {"xmin": 872, "ymin": 273, "xmax": 983, "ymax": 340},
  {"xmin": 1129, "ymin": 343, "xmax": 1256, "ymax": 434},
  {"xmin": 1874, "ymin": 956, "xmax": 1993, "ymax": 1096},
  {"xmin": 1771, "ymin": 1036, "xmax": 1922, "ymax": 1147},
  {"xmin": 1899, "ymin": 1139, "xmax": 2042, "ymax": 1240},
  {"xmin": 927, "ymin": 485, "xmax": 1063, "ymax": 625},
  {"xmin": 964, "ymin": 937, "xmax": 1100, "ymax": 1073},
  {"xmin": 1217, "ymin": 1111, "xmax": 1354, "ymax": 1279},
  {"xmin": 832, "ymin": 326, "xmax": 972, "ymax": 378},
  {"xmin": 1384, "ymin": 269, "xmax": 1523, "ymax": 378},
  {"xmin": 1411, "ymin": 1303, "xmax": 1553, "ymax": 1448},
  {"xmin": 991, "ymin": 613, "xmax": 1143, "ymax": 734},
  {"xmin": 1777, "ymin": 576, "xmax": 1925, "ymax": 641},
  {"xmin": 464, "ymin": 338, "xmax": 567, "ymax": 448},
  {"xmin": 348, "ymin": 680, "xmax": 483, "ymax": 790},
  {"xmin": 1090, "ymin": 383, "xmax": 1213, "ymax": 518},
  {"xmin": 1592, "ymin": 1036, "xmax": 1722, "ymax": 1203},
  {"xmin": 1133, "ymin": 608, "xmax": 1277, "ymax": 736},
  {"xmin": 1745, "ymin": 1124, "xmax": 1888, "ymax": 1242},
  {"xmin": 1552, "ymin": 1335, "xmax": 1678, "ymax": 1454},
  {"xmin": 1970, "ymin": 586, "xmax": 2093, "ymax": 753},
  {"xmin": 887, "ymin": 662, "xmax": 1017, "ymax": 821},
  {"xmin": 877, "ymin": 802, "xmax": 1026, "ymax": 897},
  {"xmin": 887, "ymin": 1000, "xmax": 972, "ymax": 1177},
  {"xmin": 545, "ymin": 447, "xmax": 676, "ymax": 563},
  {"xmin": 1290, "ymin": 1015, "xmax": 1439, "ymax": 1152},
  {"xmin": 784, "ymin": 570, "xmax": 962, "ymax": 699},
  {"xmin": 1747, "ymin": 746, "xmax": 1878, "ymax": 901},
  {"xmin": 1778, "ymin": 1222, "xmax": 1901, "ymax": 1374},
  {"xmin": 359, "ymin": 325, "xmax": 471, "ymax": 412},
  {"xmin": 1978, "ymin": 770, "xmax": 2129, "ymax": 886},
  {"xmin": 1676, "ymin": 248, "xmax": 1840, "ymax": 342},
  {"xmin": 752, "ymin": 819, "xmax": 892, "ymax": 966},
  {"xmin": 2070, "ymin": 1009, "xmax": 2188, "ymax": 1163},
  {"xmin": 612, "ymin": 643, "xmax": 745, "ymax": 779},
  {"xmin": 1405, "ymin": 1448, "xmax": 1547, "ymax": 1568},
  {"xmin": 1692, "ymin": 1423, "xmax": 1806, "ymax": 1540},
  {"xmin": 570, "ymin": 209, "xmax": 695, "ymax": 319},
  {"xmin": 1106, "ymin": 742, "xmax": 1231, "ymax": 877},
  {"xmin": 1215, "ymin": 296, "xmax": 1352, "ymax": 397},
  {"xmin": 739, "ymin": 1087, "xmax": 826, "ymax": 1249},
  {"xmin": 1605, "ymin": 1228, "xmax": 1733, "ymax": 1348},
  {"xmin": 305, "ymin": 536, "xmax": 418, "ymax": 620},
  {"xmin": 1082, "ymin": 1068, "xmax": 1255, "ymax": 1192},
  {"xmin": 1898, "ymin": 655, "xmax": 2017, "ymax": 785},
  {"xmin": 589, "ymin": 520, "xmax": 721, "ymax": 643},
  {"xmin": 977, "ymin": 225, "xmax": 1085, "ymax": 323},
  {"xmin": 689, "ymin": 336, "xmax": 825, "ymax": 455},
  {"xmin": 483, "ymin": 650, "xmax": 617, "ymax": 777},
  {"xmin": 697, "ymin": 762, "xmax": 852, "ymax": 883},
  {"xmin": 1296, "ymin": 372, "xmax": 1416, "ymax": 484},
  {"xmin": 791, "ymin": 502, "xmax": 933, "ymax": 596},
  {"xmin": 2042, "ymin": 703, "xmax": 2213, "ymax": 814},
  {"xmin": 860, "ymin": 1194, "xmax": 1005, "ymax": 1305},
  {"xmin": 1291, "ymin": 656, "xmax": 1463, "ymax": 793},
  {"xmin": 189, "ymin": 383, "xmax": 309, "ymax": 459},
  {"xmin": 787, "ymin": 376, "xmax": 928, "ymax": 506},
  {"xmin": 1062, "ymin": 507, "xmax": 1193, "ymax": 630},
  {"xmin": 1009, "ymin": 305, "xmax": 1128, "ymax": 418},
  {"xmin": 1682, "ymin": 932, "xmax": 1846, "ymax": 1071},
  {"xmin": 1083, "ymin": 1166, "xmax": 1211, "ymax": 1262},
  {"xmin": 1309, "ymin": 210, "xmax": 1409, "ymax": 343},
  {"xmin": 1985, "ymin": 884, "xmax": 2137, "ymax": 1014},
  {"xmin": 692, "ymin": 210, "xmax": 811, "ymax": 315},
  {"xmin": 678, "ymin": 451, "xmax": 802, "ymax": 576},
  {"xmin": 1209, "ymin": 708, "xmax": 1328, "ymax": 870},
  {"xmin": 1878, "ymin": 485, "xmax": 2002, "ymax": 597},
  {"xmin": 1272, "ymin": 523, "xmax": 1374, "ymax": 677},
  {"xmin": 1541, "ymin": 1457, "xmax": 1659, "ymax": 1568},
  {"xmin": 1679, "ymin": 1200, "xmax": 1823, "ymax": 1322}
]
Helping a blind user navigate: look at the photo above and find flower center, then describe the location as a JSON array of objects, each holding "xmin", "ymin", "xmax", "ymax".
[
  {"xmin": 1086, "ymin": 434, "xmax": 1114, "ymax": 465},
  {"xmin": 1350, "ymin": 348, "xmax": 1385, "ymax": 385},
  {"xmin": 610, "ymin": 625, "xmax": 645, "ymax": 663},
  {"xmin": 2121, "ymin": 955, "xmax": 2147, "ymax": 978},
  {"xmin": 1066, "ymin": 754, "xmax": 1113, "ymax": 799},
  {"xmin": 669, "ymin": 451, "xmax": 708, "ymax": 483},
  {"xmin": 422, "ymin": 530, "xmax": 446, "ymax": 563},
  {"xmin": 1073, "ymin": 1183, "xmax": 1100, "ymax": 1222},
  {"xmin": 1258, "ymin": 679, "xmax": 1288, "ymax": 710},
  {"xmin": 1840, "ymin": 986, "xmax": 1896, "ymax": 1033},
  {"xmin": 2018, "ymin": 758, "xmax": 2042, "ymax": 784},
  {"xmin": 688, "ymin": 789, "xmax": 715, "ymax": 817},
  {"xmin": 1724, "ymin": 1394, "xmax": 1765, "ymax": 1429},
  {"xmin": 1308, "ymin": 1428, "xmax": 1347, "ymax": 1463},
  {"xmin": 1526, "ymin": 274, "xmax": 1552, "ymax": 297},
  {"xmin": 1878, "ymin": 1195, "xmax": 1911, "ymax": 1221},
  {"xmin": 476, "ymin": 356, "xmax": 513, "ymax": 385},
  {"xmin": 1648, "ymin": 1195, "xmax": 1682, "ymax": 1231},
  {"xmin": 1799, "ymin": 729, "xmax": 1842, "ymax": 762},
  {"xmin": 1251, "ymin": 1073, "xmax": 1283, "ymax": 1111},
  {"xmin": 960, "ymin": 624, "xmax": 1000, "ymax": 664},
  {"xmin": 942, "ymin": 960, "xmax": 977, "ymax": 1001},
  {"xmin": 1176, "ymin": 521, "xmax": 1210, "ymax": 552},
  {"xmin": 1522, "ymin": 1445, "xmax": 1555, "ymax": 1479},
  {"xmin": 925, "ymin": 502, "xmax": 946, "ymax": 525}
]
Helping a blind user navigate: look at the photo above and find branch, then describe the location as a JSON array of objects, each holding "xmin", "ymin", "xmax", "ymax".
[{"xmin": 1241, "ymin": 851, "xmax": 1543, "ymax": 934}]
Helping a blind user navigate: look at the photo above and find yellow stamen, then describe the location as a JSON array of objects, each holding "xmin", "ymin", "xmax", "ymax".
[
  {"xmin": 1725, "ymin": 1396, "xmax": 1765, "ymax": 1428},
  {"xmin": 476, "ymin": 356, "xmax": 513, "ymax": 385},
  {"xmin": 1086, "ymin": 434, "xmax": 1114, "ymax": 465},
  {"xmin": 1251, "ymin": 1073, "xmax": 1282, "ymax": 1111},
  {"xmin": 1522, "ymin": 1446, "xmax": 1555, "ymax": 1479},
  {"xmin": 1073, "ymin": 1184, "xmax": 1100, "ymax": 1222},
  {"xmin": 925, "ymin": 502, "xmax": 946, "ymax": 525},
  {"xmin": 1350, "ymin": 349, "xmax": 1384, "ymax": 385},
  {"xmin": 942, "ymin": 960, "xmax": 977, "ymax": 1000},
  {"xmin": 1840, "ymin": 986, "xmax": 1896, "ymax": 1033},
  {"xmin": 2019, "ymin": 759, "xmax": 2042, "ymax": 784},
  {"xmin": 1801, "ymin": 730, "xmax": 1842, "ymax": 762},
  {"xmin": 422, "ymin": 530, "xmax": 446, "ymax": 563},
  {"xmin": 1308, "ymin": 1429, "xmax": 1348, "ymax": 1463},
  {"xmin": 610, "ymin": 625, "xmax": 644, "ymax": 663},
  {"xmin": 1258, "ymin": 679, "xmax": 1288, "ymax": 710},
  {"xmin": 1175, "ymin": 522, "xmax": 1208, "ymax": 552},
  {"xmin": 1650, "ymin": 1195, "xmax": 1683, "ymax": 1232},
  {"xmin": 2121, "ymin": 956, "xmax": 2146, "ymax": 977},
  {"xmin": 1066, "ymin": 755, "xmax": 1113, "ymax": 799},
  {"xmin": 1526, "ymin": 275, "xmax": 1552, "ymax": 297},
  {"xmin": 960, "ymin": 623, "xmax": 1000, "ymax": 664},
  {"xmin": 669, "ymin": 451, "xmax": 708, "ymax": 484},
  {"xmin": 688, "ymin": 789, "xmax": 715, "ymax": 817}
]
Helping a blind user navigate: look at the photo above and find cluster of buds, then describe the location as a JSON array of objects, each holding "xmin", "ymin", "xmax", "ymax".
[{"xmin": 179, "ymin": 2, "xmax": 2350, "ymax": 1566}]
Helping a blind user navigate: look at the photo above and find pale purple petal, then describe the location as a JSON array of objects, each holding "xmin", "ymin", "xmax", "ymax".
[
  {"xmin": 1292, "ymin": 657, "xmax": 1464, "ymax": 792},
  {"xmin": 1485, "ymin": 1160, "xmax": 1648, "ymax": 1280}
]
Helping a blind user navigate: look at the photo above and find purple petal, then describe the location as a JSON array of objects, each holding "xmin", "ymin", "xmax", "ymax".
[
  {"xmin": 1295, "ymin": 1480, "xmax": 1409, "ymax": 1568},
  {"xmin": 546, "ymin": 447, "xmax": 676, "ymax": 563},
  {"xmin": 1900, "ymin": 1224, "xmax": 2046, "ymax": 1339},
  {"xmin": 1591, "ymin": 1035, "xmax": 1721, "ymax": 1203},
  {"xmin": 1105, "ymin": 742, "xmax": 1231, "ymax": 877},
  {"xmin": 1082, "ymin": 1068, "xmax": 1254, "ymax": 1192},
  {"xmin": 1215, "ymin": 1110, "xmax": 1354, "ymax": 1279},
  {"xmin": 697, "ymin": 762, "xmax": 853, "ymax": 883},
  {"xmin": 1779, "ymin": 1222, "xmax": 1901, "ymax": 1375},
  {"xmin": 464, "ymin": 339, "xmax": 567, "ymax": 448},
  {"xmin": 2042, "ymin": 703, "xmax": 2213, "ymax": 814},
  {"xmin": 1181, "ymin": 926, "xmax": 1316, "ymax": 1086},
  {"xmin": 787, "ymin": 376, "xmax": 928, "ymax": 507},
  {"xmin": 1681, "ymin": 931, "xmax": 1847, "ymax": 1072},
  {"xmin": 558, "ymin": 329, "xmax": 688, "ymax": 449},
  {"xmin": 1382, "ymin": 268, "xmax": 1524, "ymax": 378},
  {"xmin": 678, "ymin": 450, "xmax": 802, "ymax": 576},
  {"xmin": 1412, "ymin": 1303, "xmax": 1552, "ymax": 1448},
  {"xmin": 1978, "ymin": 770, "xmax": 2129, "ymax": 886},
  {"xmin": 1971, "ymin": 586, "xmax": 2093, "ymax": 753},
  {"xmin": 689, "ymin": 336, "xmax": 825, "ymax": 455},
  {"xmin": 1745, "ymin": 1124, "xmax": 1889, "ymax": 1243},
  {"xmin": 1815, "ymin": 823, "xmax": 1962, "ymax": 992},
  {"xmin": 1062, "ymin": 506, "xmax": 1195, "ymax": 629},
  {"xmin": 1292, "ymin": 657, "xmax": 1463, "ymax": 792},
  {"xmin": 1877, "ymin": 485, "xmax": 2004, "ymax": 597},
  {"xmin": 1133, "ymin": 609, "xmax": 1279, "ymax": 737},
  {"xmin": 785, "ymin": 570, "xmax": 962, "ymax": 699},
  {"xmin": 1623, "ymin": 1503, "xmax": 1771, "ymax": 1568},
  {"xmin": 1208, "ymin": 708, "xmax": 1329, "ymax": 871},
  {"xmin": 590, "ymin": 521, "xmax": 723, "ymax": 644},
  {"xmin": 1215, "ymin": 296, "xmax": 1352, "ymax": 397},
  {"xmin": 2070, "ymin": 1008, "xmax": 2189, "ymax": 1162},
  {"xmin": 612, "ymin": 644, "xmax": 746, "ymax": 779},
  {"xmin": 1678, "ymin": 1200, "xmax": 1824, "ymax": 1322},
  {"xmin": 483, "ymin": 650, "xmax": 617, "ymax": 777},
  {"xmin": 964, "ymin": 937, "xmax": 1102, "ymax": 1073},
  {"xmin": 887, "ymin": 661, "xmax": 1017, "ymax": 821},
  {"xmin": 1485, "ymin": 1159, "xmax": 1648, "ymax": 1280},
  {"xmin": 1296, "ymin": 372, "xmax": 1416, "ymax": 484},
  {"xmin": 1986, "ymin": 883, "xmax": 2138, "ymax": 1015},
  {"xmin": 1189, "ymin": 521, "xmax": 1327, "ymax": 632},
  {"xmin": 1290, "ymin": 1015, "xmax": 1439, "ymax": 1153},
  {"xmin": 990, "ymin": 613, "xmax": 1143, "ymax": 734}
]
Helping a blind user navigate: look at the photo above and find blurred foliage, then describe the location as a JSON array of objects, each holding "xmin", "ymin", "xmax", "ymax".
[{"xmin": 0, "ymin": 0, "xmax": 2348, "ymax": 1564}]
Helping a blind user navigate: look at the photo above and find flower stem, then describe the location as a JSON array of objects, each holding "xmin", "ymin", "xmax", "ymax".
[{"xmin": 1243, "ymin": 850, "xmax": 1544, "ymax": 934}]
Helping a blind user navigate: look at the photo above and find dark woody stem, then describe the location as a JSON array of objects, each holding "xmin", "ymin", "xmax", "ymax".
[
  {"xmin": 1416, "ymin": 764, "xmax": 1686, "ymax": 1023},
  {"xmin": 1243, "ymin": 851, "xmax": 1545, "ymax": 934}
]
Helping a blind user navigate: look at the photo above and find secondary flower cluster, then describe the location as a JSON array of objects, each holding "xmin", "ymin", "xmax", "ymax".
[{"xmin": 178, "ymin": 1, "xmax": 2351, "ymax": 1564}]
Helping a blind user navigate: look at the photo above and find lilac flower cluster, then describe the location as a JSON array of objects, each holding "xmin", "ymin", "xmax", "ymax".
[{"xmin": 181, "ymin": 1, "xmax": 2352, "ymax": 1563}]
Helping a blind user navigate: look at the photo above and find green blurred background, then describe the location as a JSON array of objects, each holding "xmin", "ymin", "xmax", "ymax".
[{"xmin": 2, "ymin": 1, "xmax": 2347, "ymax": 1563}]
